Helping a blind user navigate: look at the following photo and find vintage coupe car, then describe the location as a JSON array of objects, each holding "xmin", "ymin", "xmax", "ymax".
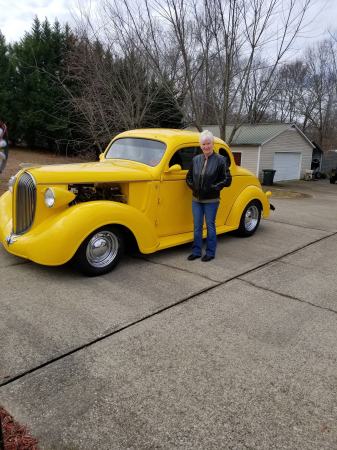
[{"xmin": 0, "ymin": 129, "xmax": 273, "ymax": 275}]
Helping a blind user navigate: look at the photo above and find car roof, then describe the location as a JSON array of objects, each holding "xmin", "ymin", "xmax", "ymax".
[{"xmin": 114, "ymin": 128, "xmax": 227, "ymax": 147}]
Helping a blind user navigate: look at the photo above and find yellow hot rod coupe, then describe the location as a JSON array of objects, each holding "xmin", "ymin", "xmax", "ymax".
[{"xmin": 0, "ymin": 129, "xmax": 272, "ymax": 275}]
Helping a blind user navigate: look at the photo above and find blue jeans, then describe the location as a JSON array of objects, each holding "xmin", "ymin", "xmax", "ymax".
[{"xmin": 192, "ymin": 201, "xmax": 219, "ymax": 257}]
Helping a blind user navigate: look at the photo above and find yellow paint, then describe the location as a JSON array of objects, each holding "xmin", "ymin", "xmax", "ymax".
[{"xmin": 0, "ymin": 129, "xmax": 271, "ymax": 266}]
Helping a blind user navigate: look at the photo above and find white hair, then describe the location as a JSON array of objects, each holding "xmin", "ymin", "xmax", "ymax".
[{"xmin": 200, "ymin": 129, "xmax": 214, "ymax": 144}]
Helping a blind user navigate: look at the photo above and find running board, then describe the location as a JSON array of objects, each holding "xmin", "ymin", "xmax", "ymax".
[{"xmin": 157, "ymin": 225, "xmax": 237, "ymax": 251}]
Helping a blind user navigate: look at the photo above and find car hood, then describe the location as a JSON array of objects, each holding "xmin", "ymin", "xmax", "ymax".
[{"xmin": 26, "ymin": 160, "xmax": 155, "ymax": 184}]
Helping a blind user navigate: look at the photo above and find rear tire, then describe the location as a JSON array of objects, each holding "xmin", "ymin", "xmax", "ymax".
[
  {"xmin": 73, "ymin": 226, "xmax": 124, "ymax": 276},
  {"xmin": 235, "ymin": 200, "xmax": 261, "ymax": 237}
]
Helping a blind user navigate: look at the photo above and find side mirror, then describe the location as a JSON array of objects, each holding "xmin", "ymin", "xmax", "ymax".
[
  {"xmin": 165, "ymin": 164, "xmax": 182, "ymax": 173},
  {"xmin": 99, "ymin": 153, "xmax": 105, "ymax": 161}
]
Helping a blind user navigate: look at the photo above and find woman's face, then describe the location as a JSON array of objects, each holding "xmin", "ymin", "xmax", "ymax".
[{"xmin": 200, "ymin": 137, "xmax": 214, "ymax": 158}]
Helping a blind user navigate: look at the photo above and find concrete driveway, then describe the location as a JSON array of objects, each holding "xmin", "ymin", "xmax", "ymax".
[{"xmin": 1, "ymin": 179, "xmax": 337, "ymax": 449}]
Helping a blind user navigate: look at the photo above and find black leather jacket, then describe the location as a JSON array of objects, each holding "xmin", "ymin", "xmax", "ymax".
[{"xmin": 186, "ymin": 152, "xmax": 232, "ymax": 200}]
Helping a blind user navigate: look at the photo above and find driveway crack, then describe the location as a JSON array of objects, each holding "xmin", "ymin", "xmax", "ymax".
[
  {"xmin": 2, "ymin": 231, "xmax": 337, "ymax": 388},
  {"xmin": 0, "ymin": 281, "xmax": 222, "ymax": 388},
  {"xmin": 239, "ymin": 277, "xmax": 337, "ymax": 316},
  {"xmin": 132, "ymin": 255, "xmax": 221, "ymax": 282},
  {"xmin": 277, "ymin": 259, "xmax": 333, "ymax": 276},
  {"xmin": 269, "ymin": 219, "xmax": 336, "ymax": 233}
]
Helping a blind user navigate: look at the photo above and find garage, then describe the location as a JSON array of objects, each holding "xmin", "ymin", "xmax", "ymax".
[
  {"xmin": 273, "ymin": 152, "xmax": 301, "ymax": 181},
  {"xmin": 188, "ymin": 123, "xmax": 314, "ymax": 181}
]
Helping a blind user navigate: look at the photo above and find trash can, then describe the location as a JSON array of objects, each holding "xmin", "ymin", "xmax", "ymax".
[{"xmin": 262, "ymin": 169, "xmax": 276, "ymax": 186}]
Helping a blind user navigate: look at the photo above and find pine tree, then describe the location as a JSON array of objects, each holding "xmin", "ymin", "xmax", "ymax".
[
  {"xmin": 10, "ymin": 17, "xmax": 77, "ymax": 151},
  {"xmin": 146, "ymin": 80, "xmax": 183, "ymax": 129},
  {"xmin": 0, "ymin": 32, "xmax": 11, "ymax": 130}
]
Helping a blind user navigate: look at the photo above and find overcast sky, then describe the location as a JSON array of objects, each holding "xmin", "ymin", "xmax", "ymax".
[{"xmin": 0, "ymin": 0, "xmax": 336, "ymax": 50}]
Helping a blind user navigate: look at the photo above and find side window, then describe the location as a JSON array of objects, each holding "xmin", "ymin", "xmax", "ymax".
[
  {"xmin": 219, "ymin": 148, "xmax": 231, "ymax": 167},
  {"xmin": 169, "ymin": 146, "xmax": 201, "ymax": 170}
]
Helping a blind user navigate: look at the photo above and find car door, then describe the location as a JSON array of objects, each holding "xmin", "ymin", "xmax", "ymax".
[
  {"xmin": 216, "ymin": 145, "xmax": 240, "ymax": 226},
  {"xmin": 156, "ymin": 146, "xmax": 200, "ymax": 237}
]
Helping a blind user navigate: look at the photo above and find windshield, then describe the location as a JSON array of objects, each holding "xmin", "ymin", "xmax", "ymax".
[{"xmin": 105, "ymin": 138, "xmax": 166, "ymax": 167}]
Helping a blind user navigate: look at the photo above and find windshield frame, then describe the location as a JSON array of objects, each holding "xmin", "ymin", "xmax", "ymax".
[{"xmin": 105, "ymin": 137, "xmax": 167, "ymax": 167}]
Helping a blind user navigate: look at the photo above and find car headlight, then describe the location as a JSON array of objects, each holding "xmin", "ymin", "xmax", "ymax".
[
  {"xmin": 8, "ymin": 175, "xmax": 17, "ymax": 193},
  {"xmin": 44, "ymin": 188, "xmax": 56, "ymax": 208}
]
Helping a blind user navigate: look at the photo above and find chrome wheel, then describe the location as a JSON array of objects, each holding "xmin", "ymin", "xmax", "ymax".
[
  {"xmin": 86, "ymin": 230, "xmax": 119, "ymax": 268},
  {"xmin": 236, "ymin": 200, "xmax": 261, "ymax": 237},
  {"xmin": 244, "ymin": 204, "xmax": 260, "ymax": 232}
]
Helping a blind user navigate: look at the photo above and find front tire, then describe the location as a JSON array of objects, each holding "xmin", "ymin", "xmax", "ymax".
[
  {"xmin": 73, "ymin": 226, "xmax": 124, "ymax": 276},
  {"xmin": 235, "ymin": 200, "xmax": 261, "ymax": 237}
]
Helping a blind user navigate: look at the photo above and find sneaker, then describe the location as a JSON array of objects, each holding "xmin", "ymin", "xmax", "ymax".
[
  {"xmin": 201, "ymin": 255, "xmax": 214, "ymax": 262},
  {"xmin": 187, "ymin": 254, "xmax": 201, "ymax": 261}
]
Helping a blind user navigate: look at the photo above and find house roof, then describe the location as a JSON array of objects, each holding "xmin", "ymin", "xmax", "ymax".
[
  {"xmin": 227, "ymin": 124, "xmax": 294, "ymax": 145},
  {"xmin": 199, "ymin": 123, "xmax": 314, "ymax": 148}
]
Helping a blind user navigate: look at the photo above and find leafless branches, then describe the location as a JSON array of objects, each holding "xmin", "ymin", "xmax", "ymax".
[{"xmin": 65, "ymin": 0, "xmax": 314, "ymax": 146}]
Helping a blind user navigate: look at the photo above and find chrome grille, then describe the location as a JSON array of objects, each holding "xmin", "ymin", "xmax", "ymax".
[{"xmin": 14, "ymin": 172, "xmax": 36, "ymax": 234}]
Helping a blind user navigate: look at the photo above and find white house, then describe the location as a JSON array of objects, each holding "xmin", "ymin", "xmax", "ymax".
[{"xmin": 189, "ymin": 123, "xmax": 314, "ymax": 182}]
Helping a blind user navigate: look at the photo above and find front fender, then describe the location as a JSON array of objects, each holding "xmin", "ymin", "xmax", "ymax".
[
  {"xmin": 5, "ymin": 201, "xmax": 159, "ymax": 265},
  {"xmin": 0, "ymin": 191, "xmax": 12, "ymax": 243},
  {"xmin": 226, "ymin": 185, "xmax": 271, "ymax": 229}
]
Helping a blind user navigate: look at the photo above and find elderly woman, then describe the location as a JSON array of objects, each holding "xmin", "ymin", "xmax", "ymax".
[{"xmin": 186, "ymin": 130, "xmax": 231, "ymax": 261}]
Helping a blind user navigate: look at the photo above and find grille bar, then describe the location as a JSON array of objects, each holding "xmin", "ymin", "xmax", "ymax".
[{"xmin": 14, "ymin": 172, "xmax": 36, "ymax": 234}]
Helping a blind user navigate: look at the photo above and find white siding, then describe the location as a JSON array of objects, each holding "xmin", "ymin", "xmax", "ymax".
[
  {"xmin": 231, "ymin": 145, "xmax": 259, "ymax": 175},
  {"xmin": 259, "ymin": 129, "xmax": 312, "ymax": 180}
]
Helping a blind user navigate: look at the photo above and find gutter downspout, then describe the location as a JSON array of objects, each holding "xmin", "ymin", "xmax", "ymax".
[{"xmin": 256, "ymin": 145, "xmax": 262, "ymax": 179}]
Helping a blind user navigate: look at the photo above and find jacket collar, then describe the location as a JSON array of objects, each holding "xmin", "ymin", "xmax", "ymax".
[{"xmin": 202, "ymin": 151, "xmax": 215, "ymax": 161}]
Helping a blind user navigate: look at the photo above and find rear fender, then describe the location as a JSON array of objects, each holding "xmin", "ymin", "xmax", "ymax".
[{"xmin": 226, "ymin": 186, "xmax": 271, "ymax": 229}]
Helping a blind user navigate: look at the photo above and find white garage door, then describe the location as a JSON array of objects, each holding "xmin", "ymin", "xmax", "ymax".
[{"xmin": 273, "ymin": 152, "xmax": 301, "ymax": 181}]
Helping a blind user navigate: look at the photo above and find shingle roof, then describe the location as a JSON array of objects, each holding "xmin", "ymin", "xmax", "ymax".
[
  {"xmin": 199, "ymin": 123, "xmax": 313, "ymax": 147},
  {"xmin": 226, "ymin": 124, "xmax": 293, "ymax": 145}
]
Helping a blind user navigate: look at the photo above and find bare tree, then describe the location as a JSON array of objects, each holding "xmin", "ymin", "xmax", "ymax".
[
  {"xmin": 267, "ymin": 60, "xmax": 309, "ymax": 124},
  {"xmin": 100, "ymin": 0, "xmax": 206, "ymax": 129},
  {"xmin": 220, "ymin": 0, "xmax": 312, "ymax": 141},
  {"xmin": 62, "ymin": 34, "xmax": 170, "ymax": 152},
  {"xmin": 61, "ymin": 1, "xmax": 186, "ymax": 151},
  {"xmin": 65, "ymin": 0, "xmax": 313, "ymax": 147},
  {"xmin": 301, "ymin": 40, "xmax": 337, "ymax": 147},
  {"xmin": 100, "ymin": 0, "xmax": 312, "ymax": 140}
]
